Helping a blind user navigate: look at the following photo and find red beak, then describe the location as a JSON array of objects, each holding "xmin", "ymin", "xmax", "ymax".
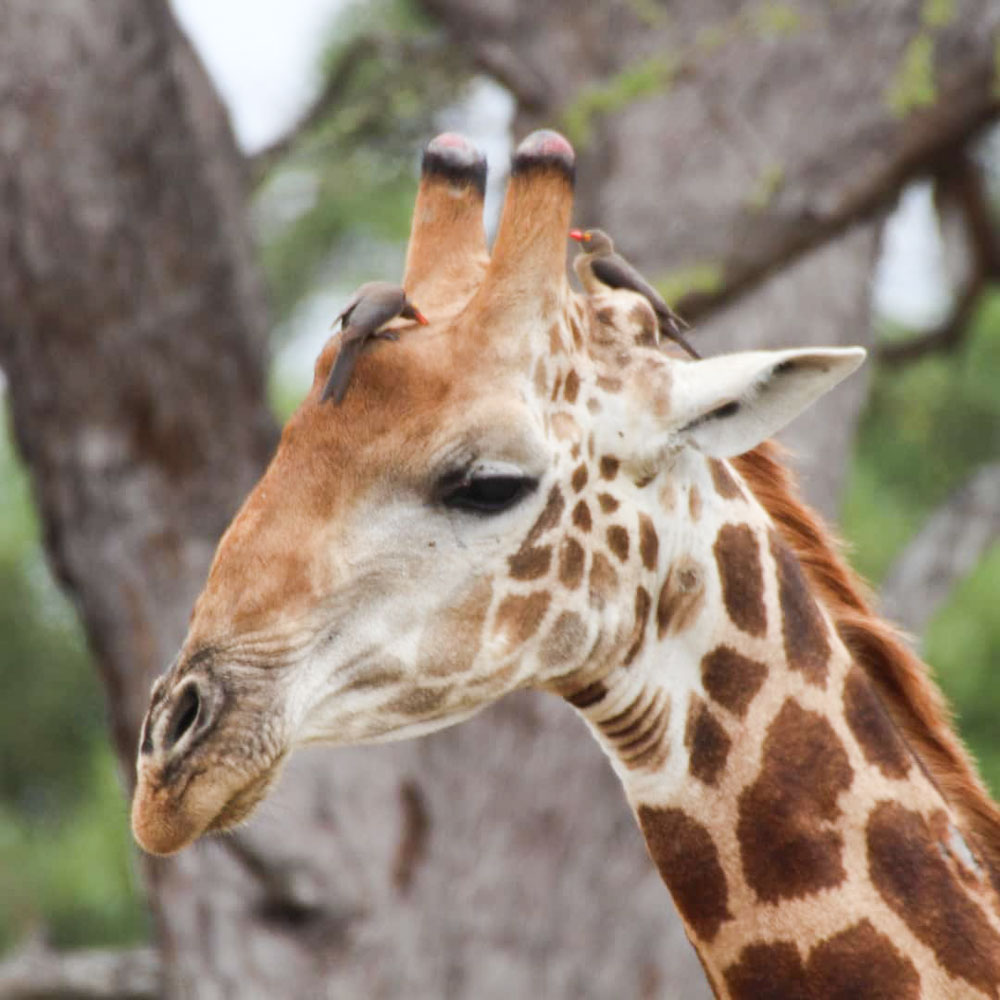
[
  {"xmin": 569, "ymin": 229, "xmax": 587, "ymax": 242},
  {"xmin": 413, "ymin": 308, "xmax": 430, "ymax": 326}
]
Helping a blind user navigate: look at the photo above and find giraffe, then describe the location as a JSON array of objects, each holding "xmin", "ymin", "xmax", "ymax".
[{"xmin": 132, "ymin": 130, "xmax": 1000, "ymax": 997}]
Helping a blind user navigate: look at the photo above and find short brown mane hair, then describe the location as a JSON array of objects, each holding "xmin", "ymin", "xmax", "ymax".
[{"xmin": 734, "ymin": 440, "xmax": 1000, "ymax": 878}]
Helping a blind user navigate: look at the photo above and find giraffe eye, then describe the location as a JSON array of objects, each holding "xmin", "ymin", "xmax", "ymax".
[{"xmin": 438, "ymin": 472, "xmax": 538, "ymax": 514}]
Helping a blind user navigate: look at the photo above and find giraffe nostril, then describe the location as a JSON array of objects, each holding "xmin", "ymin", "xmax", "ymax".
[{"xmin": 164, "ymin": 683, "xmax": 201, "ymax": 750}]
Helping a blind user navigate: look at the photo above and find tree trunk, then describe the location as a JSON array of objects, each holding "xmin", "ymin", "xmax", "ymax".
[{"xmin": 0, "ymin": 2, "xmax": 707, "ymax": 996}]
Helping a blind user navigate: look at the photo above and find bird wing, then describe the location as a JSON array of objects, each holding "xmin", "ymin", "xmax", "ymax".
[{"xmin": 591, "ymin": 254, "xmax": 671, "ymax": 317}]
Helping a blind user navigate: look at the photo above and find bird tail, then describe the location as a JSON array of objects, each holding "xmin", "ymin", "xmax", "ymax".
[{"xmin": 321, "ymin": 337, "xmax": 363, "ymax": 404}]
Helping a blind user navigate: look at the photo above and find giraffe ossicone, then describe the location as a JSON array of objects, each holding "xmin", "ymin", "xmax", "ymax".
[{"xmin": 132, "ymin": 130, "xmax": 1000, "ymax": 997}]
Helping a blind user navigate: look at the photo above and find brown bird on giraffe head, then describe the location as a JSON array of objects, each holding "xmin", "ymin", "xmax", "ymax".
[
  {"xmin": 569, "ymin": 228, "xmax": 698, "ymax": 358},
  {"xmin": 322, "ymin": 281, "xmax": 429, "ymax": 404}
]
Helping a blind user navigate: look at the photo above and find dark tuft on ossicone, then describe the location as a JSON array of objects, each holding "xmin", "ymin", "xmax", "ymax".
[
  {"xmin": 511, "ymin": 129, "xmax": 575, "ymax": 182},
  {"xmin": 422, "ymin": 133, "xmax": 487, "ymax": 196}
]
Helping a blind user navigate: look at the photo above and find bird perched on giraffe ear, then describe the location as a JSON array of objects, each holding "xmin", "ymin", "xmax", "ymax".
[
  {"xmin": 569, "ymin": 228, "xmax": 698, "ymax": 358},
  {"xmin": 322, "ymin": 281, "xmax": 429, "ymax": 404}
]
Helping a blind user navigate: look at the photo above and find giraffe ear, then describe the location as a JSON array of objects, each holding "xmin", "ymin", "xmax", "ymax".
[{"xmin": 672, "ymin": 347, "xmax": 866, "ymax": 458}]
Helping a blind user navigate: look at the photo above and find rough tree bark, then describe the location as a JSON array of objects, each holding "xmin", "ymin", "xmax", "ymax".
[
  {"xmin": 424, "ymin": 0, "xmax": 999, "ymax": 517},
  {"xmin": 3, "ymin": 1, "xmax": 998, "ymax": 998}
]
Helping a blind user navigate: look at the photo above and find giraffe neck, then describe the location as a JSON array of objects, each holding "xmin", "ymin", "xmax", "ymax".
[{"xmin": 563, "ymin": 455, "xmax": 1000, "ymax": 999}]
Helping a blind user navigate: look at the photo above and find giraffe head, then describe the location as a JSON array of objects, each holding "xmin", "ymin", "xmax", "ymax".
[{"xmin": 131, "ymin": 131, "xmax": 864, "ymax": 855}]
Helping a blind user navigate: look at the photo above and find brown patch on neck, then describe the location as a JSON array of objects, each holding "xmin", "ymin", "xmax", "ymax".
[
  {"xmin": 843, "ymin": 666, "xmax": 911, "ymax": 779},
  {"xmin": 770, "ymin": 530, "xmax": 831, "ymax": 685},
  {"xmin": 416, "ymin": 576, "xmax": 493, "ymax": 676},
  {"xmin": 637, "ymin": 806, "xmax": 732, "ymax": 942},
  {"xmin": 737, "ymin": 698, "xmax": 853, "ymax": 902},
  {"xmin": 708, "ymin": 459, "xmax": 744, "ymax": 499},
  {"xmin": 735, "ymin": 441, "xmax": 1000, "ymax": 875},
  {"xmin": 684, "ymin": 695, "xmax": 731, "ymax": 786},
  {"xmin": 700, "ymin": 645, "xmax": 768, "ymax": 719},
  {"xmin": 713, "ymin": 524, "xmax": 767, "ymax": 637},
  {"xmin": 656, "ymin": 556, "xmax": 705, "ymax": 637},
  {"xmin": 867, "ymin": 800, "xmax": 1000, "ymax": 994},
  {"xmin": 724, "ymin": 921, "xmax": 920, "ymax": 1000},
  {"xmin": 638, "ymin": 514, "xmax": 659, "ymax": 571}
]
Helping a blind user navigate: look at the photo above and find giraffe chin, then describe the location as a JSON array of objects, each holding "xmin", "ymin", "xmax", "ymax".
[{"xmin": 131, "ymin": 760, "xmax": 283, "ymax": 856}]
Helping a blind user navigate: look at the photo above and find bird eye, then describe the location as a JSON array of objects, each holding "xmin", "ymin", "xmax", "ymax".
[{"xmin": 437, "ymin": 471, "xmax": 538, "ymax": 514}]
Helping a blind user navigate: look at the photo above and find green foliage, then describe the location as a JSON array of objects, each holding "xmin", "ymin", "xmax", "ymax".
[
  {"xmin": 841, "ymin": 288, "xmax": 1000, "ymax": 583},
  {"xmin": 258, "ymin": 0, "xmax": 474, "ymax": 327},
  {"xmin": 885, "ymin": 33, "xmax": 936, "ymax": 117},
  {"xmin": 561, "ymin": 54, "xmax": 678, "ymax": 148},
  {"xmin": 841, "ymin": 289, "xmax": 1000, "ymax": 796},
  {"xmin": 750, "ymin": 1, "xmax": 803, "ymax": 39},
  {"xmin": 654, "ymin": 262, "xmax": 725, "ymax": 304},
  {"xmin": 0, "ymin": 415, "xmax": 148, "ymax": 953},
  {"xmin": 926, "ymin": 545, "xmax": 1000, "ymax": 797},
  {"xmin": 921, "ymin": 0, "xmax": 956, "ymax": 29},
  {"xmin": 744, "ymin": 163, "xmax": 786, "ymax": 213}
]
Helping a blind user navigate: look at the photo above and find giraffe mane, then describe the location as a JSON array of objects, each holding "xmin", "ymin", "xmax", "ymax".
[{"xmin": 734, "ymin": 440, "xmax": 1000, "ymax": 880}]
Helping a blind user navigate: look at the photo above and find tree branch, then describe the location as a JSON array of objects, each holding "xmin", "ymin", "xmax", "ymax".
[
  {"xmin": 0, "ymin": 942, "xmax": 161, "ymax": 999},
  {"xmin": 248, "ymin": 34, "xmax": 449, "ymax": 180},
  {"xmin": 881, "ymin": 463, "xmax": 1000, "ymax": 639},
  {"xmin": 676, "ymin": 78, "xmax": 1000, "ymax": 322},
  {"xmin": 877, "ymin": 148, "xmax": 999, "ymax": 365}
]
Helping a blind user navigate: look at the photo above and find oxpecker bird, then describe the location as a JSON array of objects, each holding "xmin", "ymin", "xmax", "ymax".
[
  {"xmin": 323, "ymin": 282, "xmax": 429, "ymax": 404},
  {"xmin": 569, "ymin": 228, "xmax": 698, "ymax": 358}
]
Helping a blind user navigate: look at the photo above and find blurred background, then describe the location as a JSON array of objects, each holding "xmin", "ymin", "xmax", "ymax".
[{"xmin": 0, "ymin": 1, "xmax": 997, "ymax": 996}]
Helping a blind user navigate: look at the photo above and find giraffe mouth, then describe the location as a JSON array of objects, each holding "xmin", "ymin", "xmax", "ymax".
[{"xmin": 205, "ymin": 761, "xmax": 285, "ymax": 835}]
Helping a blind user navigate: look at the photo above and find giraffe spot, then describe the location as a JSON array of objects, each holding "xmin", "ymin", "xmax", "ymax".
[
  {"xmin": 565, "ymin": 678, "xmax": 607, "ymax": 709},
  {"xmin": 599, "ymin": 455, "xmax": 620, "ymax": 480},
  {"xmin": 638, "ymin": 514, "xmax": 659, "ymax": 571},
  {"xmin": 416, "ymin": 576, "xmax": 493, "ymax": 676},
  {"xmin": 714, "ymin": 524, "xmax": 767, "ymax": 638},
  {"xmin": 526, "ymin": 485, "xmax": 565, "ymax": 546},
  {"xmin": 607, "ymin": 525, "xmax": 630, "ymax": 563},
  {"xmin": 569, "ymin": 316, "xmax": 584, "ymax": 349},
  {"xmin": 658, "ymin": 480, "xmax": 676, "ymax": 510},
  {"xmin": 532, "ymin": 357, "xmax": 548, "ymax": 397},
  {"xmin": 558, "ymin": 536, "xmax": 585, "ymax": 589},
  {"xmin": 508, "ymin": 543, "xmax": 552, "ymax": 581},
  {"xmin": 685, "ymin": 695, "xmax": 731, "ymax": 786},
  {"xmin": 708, "ymin": 458, "xmax": 744, "ymax": 499},
  {"xmin": 341, "ymin": 666, "xmax": 407, "ymax": 693},
  {"xmin": 723, "ymin": 925, "xmax": 919, "ymax": 1000},
  {"xmin": 548, "ymin": 323, "xmax": 564, "ymax": 355},
  {"xmin": 843, "ymin": 666, "xmax": 911, "ymax": 779},
  {"xmin": 549, "ymin": 372, "xmax": 563, "ymax": 403},
  {"xmin": 572, "ymin": 499, "xmax": 592, "ymax": 533},
  {"xmin": 688, "ymin": 484, "xmax": 702, "ymax": 521},
  {"xmin": 724, "ymin": 941, "xmax": 808, "ymax": 1000},
  {"xmin": 597, "ymin": 375, "xmax": 623, "ymax": 393},
  {"xmin": 564, "ymin": 368, "xmax": 581, "ymax": 403},
  {"xmin": 623, "ymin": 586, "xmax": 652, "ymax": 666},
  {"xmin": 586, "ymin": 397, "xmax": 602, "ymax": 414},
  {"xmin": 629, "ymin": 302, "xmax": 657, "ymax": 346},
  {"xmin": 589, "ymin": 552, "xmax": 618, "ymax": 607},
  {"xmin": 867, "ymin": 800, "xmax": 1000, "ymax": 995},
  {"xmin": 634, "ymin": 471, "xmax": 655, "ymax": 489},
  {"xmin": 541, "ymin": 610, "xmax": 588, "ymax": 670},
  {"xmin": 807, "ymin": 919, "xmax": 921, "ymax": 999},
  {"xmin": 737, "ymin": 699, "xmax": 853, "ymax": 902},
  {"xmin": 600, "ymin": 690, "xmax": 670, "ymax": 770},
  {"xmin": 494, "ymin": 591, "xmax": 550, "ymax": 647},
  {"xmin": 596, "ymin": 306, "xmax": 615, "ymax": 325},
  {"xmin": 551, "ymin": 412, "xmax": 580, "ymax": 443},
  {"xmin": 656, "ymin": 557, "xmax": 705, "ymax": 637},
  {"xmin": 385, "ymin": 685, "xmax": 451, "ymax": 717},
  {"xmin": 637, "ymin": 806, "xmax": 732, "ymax": 942},
  {"xmin": 571, "ymin": 463, "xmax": 588, "ymax": 492},
  {"xmin": 700, "ymin": 645, "xmax": 768, "ymax": 719},
  {"xmin": 770, "ymin": 532, "xmax": 831, "ymax": 685},
  {"xmin": 598, "ymin": 492, "xmax": 620, "ymax": 514}
]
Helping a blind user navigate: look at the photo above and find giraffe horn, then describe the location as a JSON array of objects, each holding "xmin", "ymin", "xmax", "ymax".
[
  {"xmin": 402, "ymin": 133, "xmax": 489, "ymax": 315},
  {"xmin": 473, "ymin": 130, "xmax": 576, "ymax": 326}
]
